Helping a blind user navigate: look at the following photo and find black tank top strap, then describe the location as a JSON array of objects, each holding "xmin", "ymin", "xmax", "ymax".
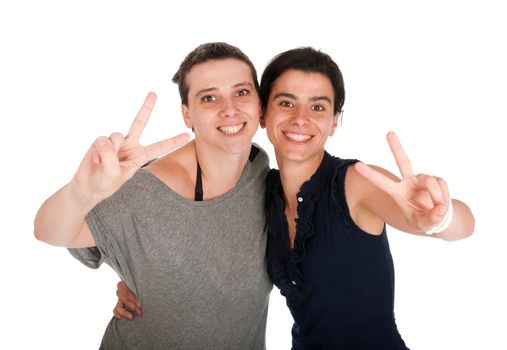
[{"xmin": 195, "ymin": 161, "xmax": 204, "ymax": 201}]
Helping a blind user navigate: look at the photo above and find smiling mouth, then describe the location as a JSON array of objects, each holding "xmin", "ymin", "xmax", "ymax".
[
  {"xmin": 217, "ymin": 122, "xmax": 246, "ymax": 135},
  {"xmin": 283, "ymin": 131, "xmax": 313, "ymax": 142}
]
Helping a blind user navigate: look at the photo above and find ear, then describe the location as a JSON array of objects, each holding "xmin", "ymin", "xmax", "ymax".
[
  {"xmin": 329, "ymin": 112, "xmax": 340, "ymax": 136},
  {"xmin": 259, "ymin": 107, "xmax": 266, "ymax": 129},
  {"xmin": 181, "ymin": 104, "xmax": 193, "ymax": 129}
]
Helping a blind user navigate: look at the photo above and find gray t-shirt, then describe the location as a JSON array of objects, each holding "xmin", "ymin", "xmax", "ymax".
[{"xmin": 69, "ymin": 146, "xmax": 272, "ymax": 350}]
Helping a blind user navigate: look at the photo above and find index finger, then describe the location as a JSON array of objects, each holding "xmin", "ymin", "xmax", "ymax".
[
  {"xmin": 387, "ymin": 131, "xmax": 414, "ymax": 179},
  {"xmin": 127, "ymin": 92, "xmax": 157, "ymax": 142},
  {"xmin": 354, "ymin": 162, "xmax": 399, "ymax": 198},
  {"xmin": 144, "ymin": 133, "xmax": 190, "ymax": 160}
]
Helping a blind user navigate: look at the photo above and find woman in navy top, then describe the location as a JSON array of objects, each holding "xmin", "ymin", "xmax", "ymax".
[{"xmin": 259, "ymin": 48, "xmax": 475, "ymax": 349}]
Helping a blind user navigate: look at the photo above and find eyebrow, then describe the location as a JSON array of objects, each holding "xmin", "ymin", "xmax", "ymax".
[
  {"xmin": 233, "ymin": 81, "xmax": 254, "ymax": 89},
  {"xmin": 195, "ymin": 87, "xmax": 217, "ymax": 97},
  {"xmin": 195, "ymin": 81, "xmax": 254, "ymax": 97},
  {"xmin": 273, "ymin": 92, "xmax": 297, "ymax": 100},
  {"xmin": 273, "ymin": 92, "xmax": 332, "ymax": 104},
  {"xmin": 310, "ymin": 96, "xmax": 332, "ymax": 104}
]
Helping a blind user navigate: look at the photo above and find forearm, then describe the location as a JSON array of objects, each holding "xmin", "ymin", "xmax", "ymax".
[
  {"xmin": 34, "ymin": 179, "xmax": 98, "ymax": 246},
  {"xmin": 433, "ymin": 199, "xmax": 475, "ymax": 241}
]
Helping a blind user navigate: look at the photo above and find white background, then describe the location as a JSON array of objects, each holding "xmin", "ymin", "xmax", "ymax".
[{"xmin": 1, "ymin": 0, "xmax": 506, "ymax": 349}]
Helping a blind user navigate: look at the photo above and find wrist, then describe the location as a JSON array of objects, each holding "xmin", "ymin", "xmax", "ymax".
[{"xmin": 67, "ymin": 178, "xmax": 101, "ymax": 212}]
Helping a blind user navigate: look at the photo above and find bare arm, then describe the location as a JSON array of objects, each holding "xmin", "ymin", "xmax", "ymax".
[
  {"xmin": 352, "ymin": 131, "xmax": 475, "ymax": 241},
  {"xmin": 34, "ymin": 172, "xmax": 99, "ymax": 248},
  {"xmin": 34, "ymin": 92, "xmax": 189, "ymax": 248}
]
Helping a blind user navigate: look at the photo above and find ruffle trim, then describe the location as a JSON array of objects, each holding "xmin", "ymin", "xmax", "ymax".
[
  {"xmin": 266, "ymin": 153, "xmax": 329, "ymax": 300},
  {"xmin": 266, "ymin": 153, "xmax": 360, "ymax": 300}
]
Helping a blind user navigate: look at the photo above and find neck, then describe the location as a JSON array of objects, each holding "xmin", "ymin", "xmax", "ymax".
[
  {"xmin": 194, "ymin": 140, "xmax": 251, "ymax": 200},
  {"xmin": 277, "ymin": 151, "xmax": 325, "ymax": 212}
]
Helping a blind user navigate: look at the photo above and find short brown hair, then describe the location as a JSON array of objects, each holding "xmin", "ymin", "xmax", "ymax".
[{"xmin": 172, "ymin": 42, "xmax": 259, "ymax": 105}]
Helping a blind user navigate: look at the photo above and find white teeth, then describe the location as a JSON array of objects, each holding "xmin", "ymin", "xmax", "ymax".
[
  {"xmin": 284, "ymin": 132, "xmax": 312, "ymax": 142},
  {"xmin": 218, "ymin": 123, "xmax": 245, "ymax": 135}
]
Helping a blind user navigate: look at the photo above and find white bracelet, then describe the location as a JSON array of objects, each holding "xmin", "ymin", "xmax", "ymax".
[{"xmin": 425, "ymin": 201, "xmax": 454, "ymax": 235}]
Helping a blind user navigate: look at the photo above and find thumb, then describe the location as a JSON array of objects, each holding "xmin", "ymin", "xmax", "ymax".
[{"xmin": 427, "ymin": 203, "xmax": 450, "ymax": 228}]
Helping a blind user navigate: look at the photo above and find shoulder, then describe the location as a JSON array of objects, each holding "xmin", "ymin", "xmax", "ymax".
[
  {"xmin": 266, "ymin": 168, "xmax": 280, "ymax": 187},
  {"xmin": 341, "ymin": 160, "xmax": 388, "ymax": 207},
  {"xmin": 327, "ymin": 154, "xmax": 359, "ymax": 189},
  {"xmin": 343, "ymin": 162, "xmax": 366, "ymax": 202},
  {"xmin": 343, "ymin": 162, "xmax": 394, "ymax": 234},
  {"xmin": 323, "ymin": 154, "xmax": 361, "ymax": 206},
  {"xmin": 345, "ymin": 163, "xmax": 399, "ymax": 199},
  {"xmin": 264, "ymin": 167, "xmax": 280, "ymax": 206},
  {"xmin": 144, "ymin": 142, "xmax": 195, "ymax": 199},
  {"xmin": 327, "ymin": 153, "xmax": 358, "ymax": 170},
  {"xmin": 251, "ymin": 143, "xmax": 270, "ymax": 170}
]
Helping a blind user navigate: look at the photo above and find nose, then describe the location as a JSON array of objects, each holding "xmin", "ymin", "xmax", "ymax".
[
  {"xmin": 220, "ymin": 97, "xmax": 240, "ymax": 118},
  {"xmin": 290, "ymin": 107, "xmax": 309, "ymax": 127}
]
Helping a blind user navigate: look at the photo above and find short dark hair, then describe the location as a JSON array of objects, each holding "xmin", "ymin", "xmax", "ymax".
[
  {"xmin": 172, "ymin": 42, "xmax": 259, "ymax": 106},
  {"xmin": 260, "ymin": 47, "xmax": 345, "ymax": 115}
]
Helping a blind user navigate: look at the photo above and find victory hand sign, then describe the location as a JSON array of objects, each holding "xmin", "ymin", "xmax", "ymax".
[
  {"xmin": 34, "ymin": 92, "xmax": 189, "ymax": 247},
  {"xmin": 73, "ymin": 92, "xmax": 189, "ymax": 202},
  {"xmin": 354, "ymin": 131, "xmax": 452, "ymax": 234}
]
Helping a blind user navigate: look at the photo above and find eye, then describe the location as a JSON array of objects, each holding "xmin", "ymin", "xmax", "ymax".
[
  {"xmin": 279, "ymin": 100, "xmax": 294, "ymax": 108},
  {"xmin": 311, "ymin": 104, "xmax": 325, "ymax": 112},
  {"xmin": 201, "ymin": 95, "xmax": 216, "ymax": 103},
  {"xmin": 236, "ymin": 89, "xmax": 250, "ymax": 97}
]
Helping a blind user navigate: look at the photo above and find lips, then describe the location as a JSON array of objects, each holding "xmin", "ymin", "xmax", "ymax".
[
  {"xmin": 217, "ymin": 122, "xmax": 246, "ymax": 135},
  {"xmin": 283, "ymin": 131, "xmax": 313, "ymax": 142}
]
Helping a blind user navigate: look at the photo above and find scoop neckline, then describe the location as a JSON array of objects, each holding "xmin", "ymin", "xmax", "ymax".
[{"xmin": 136, "ymin": 163, "xmax": 252, "ymax": 207}]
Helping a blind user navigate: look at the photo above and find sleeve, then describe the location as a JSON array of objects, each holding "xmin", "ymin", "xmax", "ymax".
[
  {"xmin": 67, "ymin": 191, "xmax": 129, "ymax": 273},
  {"xmin": 252, "ymin": 143, "xmax": 270, "ymax": 172}
]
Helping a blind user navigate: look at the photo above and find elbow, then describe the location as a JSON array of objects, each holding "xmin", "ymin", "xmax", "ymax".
[
  {"xmin": 460, "ymin": 206, "xmax": 476, "ymax": 239},
  {"xmin": 33, "ymin": 228, "xmax": 42, "ymax": 242},
  {"xmin": 446, "ymin": 226, "xmax": 474, "ymax": 241},
  {"xmin": 33, "ymin": 229, "xmax": 48, "ymax": 243},
  {"xmin": 33, "ymin": 218, "xmax": 47, "ymax": 243},
  {"xmin": 33, "ymin": 216, "xmax": 54, "ymax": 245},
  {"xmin": 439, "ymin": 209, "xmax": 475, "ymax": 242},
  {"xmin": 444, "ymin": 200, "xmax": 475, "ymax": 241},
  {"xmin": 463, "ymin": 214, "xmax": 476, "ymax": 238}
]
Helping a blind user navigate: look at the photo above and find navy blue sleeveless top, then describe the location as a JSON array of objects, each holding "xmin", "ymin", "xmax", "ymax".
[{"xmin": 266, "ymin": 152, "xmax": 408, "ymax": 350}]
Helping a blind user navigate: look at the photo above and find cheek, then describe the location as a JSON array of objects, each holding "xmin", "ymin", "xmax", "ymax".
[
  {"xmin": 265, "ymin": 118, "xmax": 280, "ymax": 140},
  {"xmin": 326, "ymin": 125, "xmax": 336, "ymax": 137},
  {"xmin": 240, "ymin": 100, "xmax": 261, "ymax": 117}
]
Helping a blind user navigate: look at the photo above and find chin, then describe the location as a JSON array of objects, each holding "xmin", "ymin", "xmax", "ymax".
[
  {"xmin": 278, "ymin": 147, "xmax": 323, "ymax": 164},
  {"xmin": 279, "ymin": 150, "xmax": 308, "ymax": 162}
]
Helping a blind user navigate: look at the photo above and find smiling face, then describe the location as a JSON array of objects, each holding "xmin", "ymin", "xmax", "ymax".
[
  {"xmin": 262, "ymin": 69, "xmax": 339, "ymax": 165},
  {"xmin": 182, "ymin": 58, "xmax": 261, "ymax": 155}
]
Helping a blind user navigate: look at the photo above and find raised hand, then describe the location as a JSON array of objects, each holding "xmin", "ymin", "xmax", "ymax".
[
  {"xmin": 73, "ymin": 92, "xmax": 189, "ymax": 202},
  {"xmin": 354, "ymin": 131, "xmax": 450, "ymax": 233}
]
